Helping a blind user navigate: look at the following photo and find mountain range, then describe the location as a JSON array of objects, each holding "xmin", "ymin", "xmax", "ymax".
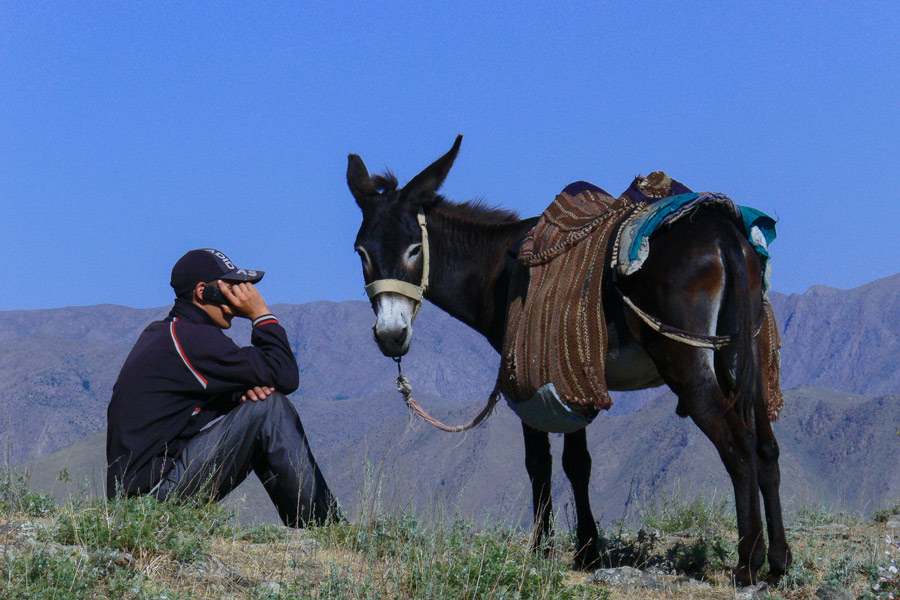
[{"xmin": 5, "ymin": 272, "xmax": 900, "ymax": 524}]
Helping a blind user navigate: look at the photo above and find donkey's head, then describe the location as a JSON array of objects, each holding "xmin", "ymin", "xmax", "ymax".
[{"xmin": 347, "ymin": 135, "xmax": 462, "ymax": 357}]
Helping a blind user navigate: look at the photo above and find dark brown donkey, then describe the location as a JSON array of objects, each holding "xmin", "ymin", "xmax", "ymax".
[{"xmin": 347, "ymin": 136, "xmax": 791, "ymax": 585}]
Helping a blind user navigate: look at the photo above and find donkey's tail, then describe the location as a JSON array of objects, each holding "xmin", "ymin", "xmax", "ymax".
[{"xmin": 718, "ymin": 226, "xmax": 763, "ymax": 427}]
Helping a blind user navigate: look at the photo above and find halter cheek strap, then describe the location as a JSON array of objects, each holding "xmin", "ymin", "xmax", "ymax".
[{"xmin": 364, "ymin": 208, "xmax": 430, "ymax": 322}]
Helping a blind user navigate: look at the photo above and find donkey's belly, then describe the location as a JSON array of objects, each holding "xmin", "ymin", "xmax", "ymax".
[{"xmin": 605, "ymin": 342, "xmax": 664, "ymax": 390}]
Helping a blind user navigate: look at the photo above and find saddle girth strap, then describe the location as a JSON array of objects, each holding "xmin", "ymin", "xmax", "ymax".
[{"xmin": 617, "ymin": 288, "xmax": 766, "ymax": 349}]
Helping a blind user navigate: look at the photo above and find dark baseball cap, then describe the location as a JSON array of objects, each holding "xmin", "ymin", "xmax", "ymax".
[{"xmin": 170, "ymin": 248, "xmax": 265, "ymax": 296}]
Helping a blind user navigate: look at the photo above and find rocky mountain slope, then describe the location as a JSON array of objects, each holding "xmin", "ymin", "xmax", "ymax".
[
  {"xmin": 4, "ymin": 272, "xmax": 900, "ymax": 522},
  {"xmin": 24, "ymin": 386, "xmax": 900, "ymax": 528},
  {"xmin": 769, "ymin": 272, "xmax": 900, "ymax": 395}
]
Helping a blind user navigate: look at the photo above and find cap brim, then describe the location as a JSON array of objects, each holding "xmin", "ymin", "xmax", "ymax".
[{"xmin": 220, "ymin": 268, "xmax": 265, "ymax": 284}]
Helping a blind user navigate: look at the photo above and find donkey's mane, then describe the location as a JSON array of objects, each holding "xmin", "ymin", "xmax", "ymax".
[
  {"xmin": 430, "ymin": 197, "xmax": 520, "ymax": 225},
  {"xmin": 372, "ymin": 169, "xmax": 520, "ymax": 225}
]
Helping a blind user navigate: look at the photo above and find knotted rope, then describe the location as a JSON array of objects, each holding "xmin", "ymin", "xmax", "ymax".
[{"xmin": 393, "ymin": 357, "xmax": 500, "ymax": 433}]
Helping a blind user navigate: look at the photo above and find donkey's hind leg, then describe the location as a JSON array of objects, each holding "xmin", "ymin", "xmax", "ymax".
[
  {"xmin": 684, "ymin": 379, "xmax": 766, "ymax": 585},
  {"xmin": 755, "ymin": 401, "xmax": 792, "ymax": 582},
  {"xmin": 522, "ymin": 423, "xmax": 553, "ymax": 554},
  {"xmin": 646, "ymin": 338, "xmax": 766, "ymax": 585},
  {"xmin": 563, "ymin": 428, "xmax": 600, "ymax": 568}
]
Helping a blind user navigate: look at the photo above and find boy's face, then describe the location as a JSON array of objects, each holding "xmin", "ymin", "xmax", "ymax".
[{"xmin": 195, "ymin": 281, "xmax": 236, "ymax": 328}]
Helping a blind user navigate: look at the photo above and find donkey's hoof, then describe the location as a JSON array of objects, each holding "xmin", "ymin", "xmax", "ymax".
[
  {"xmin": 764, "ymin": 548, "xmax": 793, "ymax": 585},
  {"xmin": 573, "ymin": 542, "xmax": 601, "ymax": 570},
  {"xmin": 732, "ymin": 565, "xmax": 757, "ymax": 588}
]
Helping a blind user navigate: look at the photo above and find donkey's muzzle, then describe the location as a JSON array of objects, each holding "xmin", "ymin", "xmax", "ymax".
[{"xmin": 372, "ymin": 323, "xmax": 410, "ymax": 357}]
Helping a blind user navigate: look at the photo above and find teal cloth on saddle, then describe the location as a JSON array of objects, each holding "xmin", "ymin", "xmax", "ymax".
[
  {"xmin": 626, "ymin": 193, "xmax": 696, "ymax": 262},
  {"xmin": 739, "ymin": 205, "xmax": 777, "ymax": 258},
  {"xmin": 625, "ymin": 193, "xmax": 777, "ymax": 263}
]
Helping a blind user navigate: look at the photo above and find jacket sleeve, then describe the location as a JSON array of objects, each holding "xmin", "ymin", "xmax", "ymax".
[{"xmin": 174, "ymin": 314, "xmax": 300, "ymax": 395}]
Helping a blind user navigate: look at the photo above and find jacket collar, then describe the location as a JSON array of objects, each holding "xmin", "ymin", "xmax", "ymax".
[{"xmin": 168, "ymin": 298, "xmax": 220, "ymax": 326}]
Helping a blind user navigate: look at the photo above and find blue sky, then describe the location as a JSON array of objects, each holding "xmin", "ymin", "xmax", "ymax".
[{"xmin": 2, "ymin": 2, "xmax": 898, "ymax": 311}]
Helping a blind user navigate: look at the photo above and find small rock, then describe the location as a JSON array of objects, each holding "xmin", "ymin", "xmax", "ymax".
[
  {"xmin": 255, "ymin": 581, "xmax": 282, "ymax": 595},
  {"xmin": 815, "ymin": 585, "xmax": 851, "ymax": 600},
  {"xmin": 587, "ymin": 566, "xmax": 669, "ymax": 590},
  {"xmin": 117, "ymin": 551, "xmax": 137, "ymax": 568},
  {"xmin": 285, "ymin": 535, "xmax": 320, "ymax": 553},
  {"xmin": 181, "ymin": 555, "xmax": 249, "ymax": 585},
  {"xmin": 0, "ymin": 520, "xmax": 40, "ymax": 542},
  {"xmin": 734, "ymin": 582, "xmax": 768, "ymax": 599},
  {"xmin": 674, "ymin": 575, "xmax": 712, "ymax": 589}
]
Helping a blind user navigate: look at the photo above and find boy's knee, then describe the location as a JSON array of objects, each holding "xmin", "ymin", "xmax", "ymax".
[
  {"xmin": 259, "ymin": 390, "xmax": 287, "ymax": 403},
  {"xmin": 265, "ymin": 391, "xmax": 294, "ymax": 414}
]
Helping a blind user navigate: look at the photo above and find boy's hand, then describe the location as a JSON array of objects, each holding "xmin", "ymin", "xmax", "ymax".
[
  {"xmin": 241, "ymin": 386, "xmax": 274, "ymax": 402},
  {"xmin": 219, "ymin": 281, "xmax": 270, "ymax": 321}
]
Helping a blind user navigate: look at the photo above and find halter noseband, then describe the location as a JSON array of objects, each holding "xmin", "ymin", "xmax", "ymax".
[{"xmin": 364, "ymin": 207, "xmax": 430, "ymax": 323}]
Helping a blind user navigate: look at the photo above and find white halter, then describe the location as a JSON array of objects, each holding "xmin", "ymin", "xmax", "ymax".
[{"xmin": 364, "ymin": 208, "xmax": 430, "ymax": 323}]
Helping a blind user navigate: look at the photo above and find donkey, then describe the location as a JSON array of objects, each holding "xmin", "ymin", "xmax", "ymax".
[{"xmin": 346, "ymin": 136, "xmax": 791, "ymax": 585}]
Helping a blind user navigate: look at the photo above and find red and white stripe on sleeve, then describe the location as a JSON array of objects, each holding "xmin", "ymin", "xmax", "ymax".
[
  {"xmin": 252, "ymin": 314, "xmax": 279, "ymax": 327},
  {"xmin": 169, "ymin": 318, "xmax": 208, "ymax": 389}
]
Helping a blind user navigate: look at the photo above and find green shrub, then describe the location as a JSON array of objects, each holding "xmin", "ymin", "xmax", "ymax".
[
  {"xmin": 315, "ymin": 513, "xmax": 603, "ymax": 599},
  {"xmin": 229, "ymin": 522, "xmax": 291, "ymax": 544},
  {"xmin": 0, "ymin": 469, "xmax": 56, "ymax": 517},
  {"xmin": 874, "ymin": 501, "xmax": 900, "ymax": 523},
  {"xmin": 663, "ymin": 536, "xmax": 731, "ymax": 578},
  {"xmin": 594, "ymin": 527, "xmax": 658, "ymax": 569},
  {"xmin": 779, "ymin": 560, "xmax": 817, "ymax": 589},
  {"xmin": 314, "ymin": 512, "xmax": 422, "ymax": 560},
  {"xmin": 0, "ymin": 550, "xmax": 96, "ymax": 599},
  {"xmin": 54, "ymin": 494, "xmax": 230, "ymax": 562},
  {"xmin": 793, "ymin": 505, "xmax": 858, "ymax": 527},
  {"xmin": 0, "ymin": 548, "xmax": 184, "ymax": 600},
  {"xmin": 824, "ymin": 553, "xmax": 860, "ymax": 587},
  {"xmin": 641, "ymin": 495, "xmax": 734, "ymax": 535}
]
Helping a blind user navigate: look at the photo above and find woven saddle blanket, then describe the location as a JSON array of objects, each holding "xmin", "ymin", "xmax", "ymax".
[
  {"xmin": 499, "ymin": 182, "xmax": 637, "ymax": 419},
  {"xmin": 499, "ymin": 175, "xmax": 784, "ymax": 425}
]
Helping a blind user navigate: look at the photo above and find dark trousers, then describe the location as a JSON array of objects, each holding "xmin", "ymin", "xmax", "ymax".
[{"xmin": 153, "ymin": 392, "xmax": 340, "ymax": 527}]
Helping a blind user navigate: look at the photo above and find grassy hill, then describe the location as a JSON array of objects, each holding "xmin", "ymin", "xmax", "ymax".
[
  {"xmin": 3, "ymin": 470, "xmax": 899, "ymax": 599},
  {"xmin": 4, "ymin": 274, "xmax": 900, "ymax": 597}
]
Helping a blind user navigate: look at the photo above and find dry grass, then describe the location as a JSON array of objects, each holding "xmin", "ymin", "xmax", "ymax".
[{"xmin": 2, "ymin": 468, "xmax": 897, "ymax": 599}]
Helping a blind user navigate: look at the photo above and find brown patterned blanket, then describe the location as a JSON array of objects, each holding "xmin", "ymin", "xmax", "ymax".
[{"xmin": 499, "ymin": 182, "xmax": 637, "ymax": 417}]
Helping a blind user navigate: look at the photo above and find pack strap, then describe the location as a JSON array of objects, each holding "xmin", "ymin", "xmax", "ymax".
[{"xmin": 617, "ymin": 289, "xmax": 734, "ymax": 349}]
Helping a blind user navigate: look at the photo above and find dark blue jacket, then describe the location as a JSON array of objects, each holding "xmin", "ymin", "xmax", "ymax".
[{"xmin": 106, "ymin": 299, "xmax": 299, "ymax": 497}]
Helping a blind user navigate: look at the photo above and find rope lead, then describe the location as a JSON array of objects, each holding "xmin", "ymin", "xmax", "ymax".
[{"xmin": 393, "ymin": 357, "xmax": 500, "ymax": 433}]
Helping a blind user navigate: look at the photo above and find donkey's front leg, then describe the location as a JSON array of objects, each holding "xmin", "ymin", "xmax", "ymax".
[
  {"xmin": 522, "ymin": 423, "xmax": 553, "ymax": 553},
  {"xmin": 563, "ymin": 428, "xmax": 600, "ymax": 568}
]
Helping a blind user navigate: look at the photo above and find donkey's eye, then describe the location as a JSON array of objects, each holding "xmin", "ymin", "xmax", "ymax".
[
  {"xmin": 403, "ymin": 243, "xmax": 422, "ymax": 270},
  {"xmin": 355, "ymin": 247, "xmax": 371, "ymax": 272}
]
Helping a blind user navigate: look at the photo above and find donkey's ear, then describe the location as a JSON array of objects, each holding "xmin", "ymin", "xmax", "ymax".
[
  {"xmin": 401, "ymin": 135, "xmax": 462, "ymax": 201},
  {"xmin": 347, "ymin": 154, "xmax": 376, "ymax": 209}
]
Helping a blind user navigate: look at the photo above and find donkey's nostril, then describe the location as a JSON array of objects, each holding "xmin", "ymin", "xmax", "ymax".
[{"xmin": 394, "ymin": 327, "xmax": 409, "ymax": 344}]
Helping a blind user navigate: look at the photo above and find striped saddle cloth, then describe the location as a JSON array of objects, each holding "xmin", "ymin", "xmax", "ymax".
[{"xmin": 499, "ymin": 182, "xmax": 637, "ymax": 418}]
